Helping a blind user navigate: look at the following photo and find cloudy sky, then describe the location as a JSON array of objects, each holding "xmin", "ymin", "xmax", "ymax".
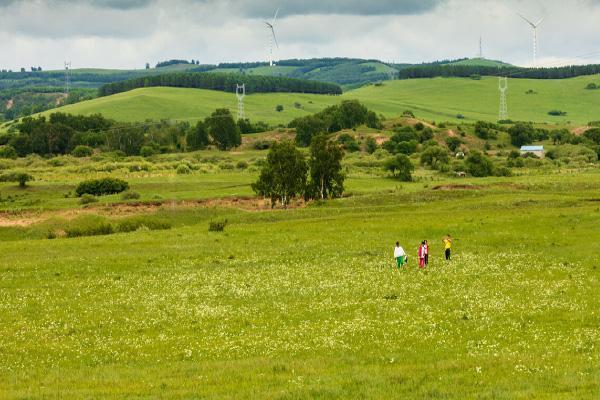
[{"xmin": 1, "ymin": 0, "xmax": 599, "ymax": 71}]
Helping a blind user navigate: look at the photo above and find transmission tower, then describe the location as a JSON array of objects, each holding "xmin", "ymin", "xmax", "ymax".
[
  {"xmin": 64, "ymin": 61, "xmax": 72, "ymax": 95},
  {"xmin": 498, "ymin": 77, "xmax": 508, "ymax": 121},
  {"xmin": 236, "ymin": 84, "xmax": 246, "ymax": 120}
]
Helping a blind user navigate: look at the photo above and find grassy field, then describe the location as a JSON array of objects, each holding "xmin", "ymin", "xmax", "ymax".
[
  {"xmin": 30, "ymin": 75, "xmax": 600, "ymax": 127},
  {"xmin": 0, "ymin": 146, "xmax": 599, "ymax": 398}
]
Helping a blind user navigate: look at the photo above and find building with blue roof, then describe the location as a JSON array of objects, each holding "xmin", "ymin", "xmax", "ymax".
[{"xmin": 520, "ymin": 145, "xmax": 545, "ymax": 158}]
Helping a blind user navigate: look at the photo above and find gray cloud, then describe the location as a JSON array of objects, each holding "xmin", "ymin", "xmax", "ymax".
[{"xmin": 0, "ymin": 0, "xmax": 444, "ymax": 14}]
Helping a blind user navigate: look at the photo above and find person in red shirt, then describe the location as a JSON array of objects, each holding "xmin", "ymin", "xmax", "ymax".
[{"xmin": 418, "ymin": 241, "xmax": 426, "ymax": 269}]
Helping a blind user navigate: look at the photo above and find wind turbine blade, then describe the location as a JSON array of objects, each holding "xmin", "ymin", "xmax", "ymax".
[
  {"xmin": 517, "ymin": 13, "xmax": 535, "ymax": 28},
  {"xmin": 535, "ymin": 18, "xmax": 544, "ymax": 27},
  {"xmin": 271, "ymin": 28, "xmax": 279, "ymax": 48},
  {"xmin": 264, "ymin": 21, "xmax": 273, "ymax": 28},
  {"xmin": 272, "ymin": 7, "xmax": 280, "ymax": 24}
]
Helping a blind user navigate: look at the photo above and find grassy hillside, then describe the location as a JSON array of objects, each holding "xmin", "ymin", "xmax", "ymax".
[{"xmin": 33, "ymin": 75, "xmax": 600, "ymax": 126}]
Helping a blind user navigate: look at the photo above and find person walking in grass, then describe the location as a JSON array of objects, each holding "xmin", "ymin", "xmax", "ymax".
[
  {"xmin": 443, "ymin": 235, "xmax": 453, "ymax": 261},
  {"xmin": 394, "ymin": 242, "xmax": 406, "ymax": 268},
  {"xmin": 418, "ymin": 241, "xmax": 426, "ymax": 269},
  {"xmin": 423, "ymin": 240, "xmax": 429, "ymax": 266}
]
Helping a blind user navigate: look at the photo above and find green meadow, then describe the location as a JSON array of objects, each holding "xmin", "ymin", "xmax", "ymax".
[
  {"xmin": 30, "ymin": 75, "xmax": 600, "ymax": 127},
  {"xmin": 0, "ymin": 147, "xmax": 599, "ymax": 398}
]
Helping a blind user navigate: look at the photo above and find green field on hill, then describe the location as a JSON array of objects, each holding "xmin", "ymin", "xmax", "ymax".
[
  {"xmin": 33, "ymin": 75, "xmax": 600, "ymax": 126},
  {"xmin": 0, "ymin": 151, "xmax": 599, "ymax": 398}
]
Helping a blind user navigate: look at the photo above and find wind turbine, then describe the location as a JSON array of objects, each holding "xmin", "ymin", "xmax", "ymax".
[
  {"xmin": 264, "ymin": 7, "xmax": 279, "ymax": 67},
  {"xmin": 518, "ymin": 13, "xmax": 544, "ymax": 67}
]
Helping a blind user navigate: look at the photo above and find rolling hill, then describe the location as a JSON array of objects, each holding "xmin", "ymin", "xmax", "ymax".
[{"xmin": 26, "ymin": 75, "xmax": 600, "ymax": 126}]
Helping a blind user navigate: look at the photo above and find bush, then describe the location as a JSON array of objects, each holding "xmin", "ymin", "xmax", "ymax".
[
  {"xmin": 252, "ymin": 140, "xmax": 273, "ymax": 150},
  {"xmin": 402, "ymin": 110, "xmax": 415, "ymax": 118},
  {"xmin": 236, "ymin": 161, "xmax": 249, "ymax": 170},
  {"xmin": 465, "ymin": 151, "xmax": 494, "ymax": 177},
  {"xmin": 79, "ymin": 194, "xmax": 98, "ymax": 205},
  {"xmin": 0, "ymin": 145, "xmax": 18, "ymax": 159},
  {"xmin": 121, "ymin": 191, "xmax": 141, "ymax": 200},
  {"xmin": 548, "ymin": 110, "xmax": 567, "ymax": 116},
  {"xmin": 276, "ymin": 105, "xmax": 284, "ymax": 112},
  {"xmin": 117, "ymin": 216, "xmax": 171, "ymax": 233},
  {"xmin": 140, "ymin": 145, "xmax": 158, "ymax": 157},
  {"xmin": 209, "ymin": 220, "xmax": 228, "ymax": 232},
  {"xmin": 338, "ymin": 133, "xmax": 360, "ymax": 152},
  {"xmin": 585, "ymin": 83, "xmax": 598, "ymax": 90},
  {"xmin": 365, "ymin": 137, "xmax": 378, "ymax": 154},
  {"xmin": 71, "ymin": 145, "xmax": 93, "ymax": 158},
  {"xmin": 176, "ymin": 164, "xmax": 192, "ymax": 175},
  {"xmin": 494, "ymin": 167, "xmax": 513, "ymax": 177},
  {"xmin": 65, "ymin": 222, "xmax": 114, "ymax": 238},
  {"xmin": 384, "ymin": 154, "xmax": 414, "ymax": 181},
  {"xmin": 75, "ymin": 177, "xmax": 129, "ymax": 197}
]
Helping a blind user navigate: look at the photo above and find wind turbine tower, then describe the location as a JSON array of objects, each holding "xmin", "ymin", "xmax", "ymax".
[
  {"xmin": 264, "ymin": 8, "xmax": 280, "ymax": 67},
  {"xmin": 518, "ymin": 13, "xmax": 544, "ymax": 67},
  {"xmin": 236, "ymin": 84, "xmax": 246, "ymax": 120},
  {"xmin": 478, "ymin": 36, "xmax": 483, "ymax": 59}
]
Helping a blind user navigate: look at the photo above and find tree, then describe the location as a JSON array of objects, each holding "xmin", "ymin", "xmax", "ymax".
[
  {"xmin": 384, "ymin": 154, "xmax": 414, "ymax": 182},
  {"xmin": 465, "ymin": 151, "xmax": 494, "ymax": 177},
  {"xmin": 508, "ymin": 123, "xmax": 535, "ymax": 147},
  {"xmin": 0, "ymin": 172, "xmax": 33, "ymax": 188},
  {"xmin": 307, "ymin": 135, "xmax": 345, "ymax": 200},
  {"xmin": 445, "ymin": 136, "xmax": 463, "ymax": 152},
  {"xmin": 420, "ymin": 146, "xmax": 449, "ymax": 169},
  {"xmin": 583, "ymin": 128, "xmax": 600, "ymax": 144},
  {"xmin": 186, "ymin": 121, "xmax": 209, "ymax": 150},
  {"xmin": 365, "ymin": 137, "xmax": 378, "ymax": 154},
  {"xmin": 252, "ymin": 141, "xmax": 308, "ymax": 208},
  {"xmin": 205, "ymin": 109, "xmax": 241, "ymax": 150},
  {"xmin": 294, "ymin": 115, "xmax": 327, "ymax": 147}
]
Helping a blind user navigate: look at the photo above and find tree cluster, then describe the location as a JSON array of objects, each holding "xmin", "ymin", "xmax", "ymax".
[
  {"xmin": 399, "ymin": 64, "xmax": 600, "ymax": 80},
  {"xmin": 289, "ymin": 100, "xmax": 381, "ymax": 147},
  {"xmin": 252, "ymin": 136, "xmax": 345, "ymax": 208}
]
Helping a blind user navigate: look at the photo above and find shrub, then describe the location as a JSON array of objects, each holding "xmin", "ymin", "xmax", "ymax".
[
  {"xmin": 338, "ymin": 133, "xmax": 360, "ymax": 152},
  {"xmin": 465, "ymin": 151, "xmax": 494, "ymax": 177},
  {"xmin": 65, "ymin": 222, "xmax": 114, "ymax": 238},
  {"xmin": 209, "ymin": 220, "xmax": 228, "ymax": 232},
  {"xmin": 276, "ymin": 105, "xmax": 284, "ymax": 112},
  {"xmin": 121, "ymin": 191, "xmax": 141, "ymax": 200},
  {"xmin": 494, "ymin": 167, "xmax": 513, "ymax": 177},
  {"xmin": 140, "ymin": 145, "xmax": 158, "ymax": 157},
  {"xmin": 236, "ymin": 161, "xmax": 249, "ymax": 170},
  {"xmin": 548, "ymin": 110, "xmax": 567, "ymax": 116},
  {"xmin": 0, "ymin": 145, "xmax": 18, "ymax": 159},
  {"xmin": 117, "ymin": 217, "xmax": 171, "ymax": 233},
  {"xmin": 252, "ymin": 140, "xmax": 273, "ymax": 150},
  {"xmin": 176, "ymin": 164, "xmax": 192, "ymax": 175},
  {"xmin": 445, "ymin": 137, "xmax": 463, "ymax": 152},
  {"xmin": 75, "ymin": 178, "xmax": 129, "ymax": 197},
  {"xmin": 585, "ymin": 83, "xmax": 598, "ymax": 90},
  {"xmin": 79, "ymin": 194, "xmax": 98, "ymax": 205},
  {"xmin": 365, "ymin": 137, "xmax": 378, "ymax": 154},
  {"xmin": 402, "ymin": 110, "xmax": 415, "ymax": 118},
  {"xmin": 456, "ymin": 114, "xmax": 465, "ymax": 119},
  {"xmin": 71, "ymin": 145, "xmax": 94, "ymax": 158}
]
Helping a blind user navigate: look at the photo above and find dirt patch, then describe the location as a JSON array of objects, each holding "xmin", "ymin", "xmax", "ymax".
[
  {"xmin": 432, "ymin": 184, "xmax": 482, "ymax": 191},
  {"xmin": 6, "ymin": 99, "xmax": 13, "ymax": 110},
  {"xmin": 571, "ymin": 126, "xmax": 591, "ymax": 136},
  {"xmin": 0, "ymin": 197, "xmax": 307, "ymax": 227}
]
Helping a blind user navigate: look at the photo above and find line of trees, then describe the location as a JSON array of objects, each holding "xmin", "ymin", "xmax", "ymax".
[
  {"xmin": 399, "ymin": 64, "xmax": 600, "ymax": 80},
  {"xmin": 0, "ymin": 110, "xmax": 263, "ymax": 157},
  {"xmin": 98, "ymin": 72, "xmax": 343, "ymax": 97}
]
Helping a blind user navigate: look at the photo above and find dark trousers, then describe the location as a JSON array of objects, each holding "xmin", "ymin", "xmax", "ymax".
[
  {"xmin": 424, "ymin": 254, "xmax": 429, "ymax": 265},
  {"xmin": 445, "ymin": 249, "xmax": 451, "ymax": 260}
]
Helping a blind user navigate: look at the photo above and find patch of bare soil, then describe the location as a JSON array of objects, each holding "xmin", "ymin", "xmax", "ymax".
[
  {"xmin": 432, "ymin": 184, "xmax": 482, "ymax": 191},
  {"xmin": 0, "ymin": 197, "xmax": 306, "ymax": 227},
  {"xmin": 6, "ymin": 99, "xmax": 13, "ymax": 110},
  {"xmin": 571, "ymin": 126, "xmax": 590, "ymax": 136}
]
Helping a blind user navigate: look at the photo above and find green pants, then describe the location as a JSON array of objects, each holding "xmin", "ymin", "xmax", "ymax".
[{"xmin": 396, "ymin": 256, "xmax": 405, "ymax": 267}]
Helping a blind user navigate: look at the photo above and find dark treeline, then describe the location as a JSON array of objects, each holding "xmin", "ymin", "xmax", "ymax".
[
  {"xmin": 98, "ymin": 72, "xmax": 343, "ymax": 97},
  {"xmin": 399, "ymin": 64, "xmax": 600, "ymax": 79},
  {"xmin": 0, "ymin": 111, "xmax": 270, "ymax": 157}
]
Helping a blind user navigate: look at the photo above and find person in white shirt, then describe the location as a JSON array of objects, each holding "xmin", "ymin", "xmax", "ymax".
[{"xmin": 394, "ymin": 242, "xmax": 406, "ymax": 268}]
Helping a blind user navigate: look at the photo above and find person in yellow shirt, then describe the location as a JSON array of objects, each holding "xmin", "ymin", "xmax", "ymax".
[{"xmin": 442, "ymin": 235, "xmax": 453, "ymax": 261}]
